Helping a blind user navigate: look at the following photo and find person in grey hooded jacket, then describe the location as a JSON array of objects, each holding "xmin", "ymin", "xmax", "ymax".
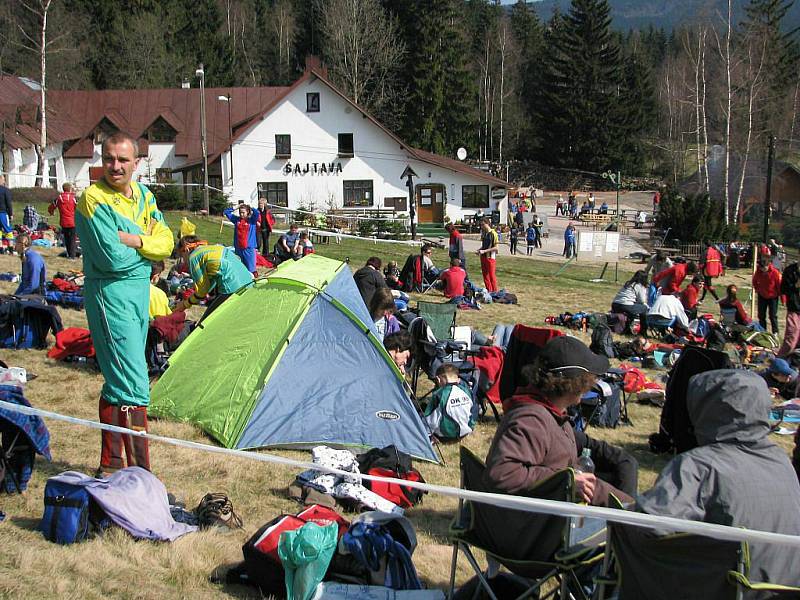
[{"xmin": 637, "ymin": 369, "xmax": 800, "ymax": 593}]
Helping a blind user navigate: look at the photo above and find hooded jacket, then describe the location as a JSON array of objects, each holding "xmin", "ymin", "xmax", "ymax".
[{"xmin": 637, "ymin": 370, "xmax": 800, "ymax": 594}]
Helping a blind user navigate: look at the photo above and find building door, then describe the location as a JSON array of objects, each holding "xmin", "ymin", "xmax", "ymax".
[{"xmin": 417, "ymin": 184, "xmax": 445, "ymax": 223}]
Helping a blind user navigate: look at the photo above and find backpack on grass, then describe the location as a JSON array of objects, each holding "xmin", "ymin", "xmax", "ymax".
[
  {"xmin": 356, "ymin": 446, "xmax": 426, "ymax": 507},
  {"xmin": 590, "ymin": 325, "xmax": 616, "ymax": 358},
  {"xmin": 39, "ymin": 479, "xmax": 90, "ymax": 544}
]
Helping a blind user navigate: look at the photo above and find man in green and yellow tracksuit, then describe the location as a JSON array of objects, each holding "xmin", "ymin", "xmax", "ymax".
[{"xmin": 76, "ymin": 133, "xmax": 174, "ymax": 474}]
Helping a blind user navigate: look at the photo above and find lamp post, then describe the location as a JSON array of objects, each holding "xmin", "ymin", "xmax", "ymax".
[
  {"xmin": 602, "ymin": 169, "xmax": 621, "ymax": 225},
  {"xmin": 217, "ymin": 94, "xmax": 233, "ymax": 186},
  {"xmin": 401, "ymin": 165, "xmax": 418, "ymax": 240},
  {"xmin": 196, "ymin": 64, "xmax": 209, "ymax": 214}
]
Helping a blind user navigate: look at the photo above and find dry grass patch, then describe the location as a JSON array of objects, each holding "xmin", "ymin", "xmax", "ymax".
[{"xmin": 0, "ymin": 237, "xmax": 794, "ymax": 597}]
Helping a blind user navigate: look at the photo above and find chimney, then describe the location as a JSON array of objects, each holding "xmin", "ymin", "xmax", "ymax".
[{"xmin": 304, "ymin": 55, "xmax": 328, "ymax": 78}]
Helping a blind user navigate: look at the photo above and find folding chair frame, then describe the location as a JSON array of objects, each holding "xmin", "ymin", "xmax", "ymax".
[{"xmin": 448, "ymin": 449, "xmax": 601, "ymax": 600}]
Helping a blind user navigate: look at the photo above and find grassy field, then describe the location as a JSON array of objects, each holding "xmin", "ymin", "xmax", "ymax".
[{"xmin": 0, "ymin": 211, "xmax": 794, "ymax": 599}]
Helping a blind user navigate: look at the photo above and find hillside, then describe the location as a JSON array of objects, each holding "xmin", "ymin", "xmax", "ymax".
[{"xmin": 524, "ymin": 0, "xmax": 800, "ymax": 31}]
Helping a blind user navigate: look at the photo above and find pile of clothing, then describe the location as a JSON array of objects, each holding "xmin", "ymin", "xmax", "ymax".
[
  {"xmin": 291, "ymin": 446, "xmax": 405, "ymax": 514},
  {"xmin": 45, "ymin": 272, "xmax": 85, "ymax": 310}
]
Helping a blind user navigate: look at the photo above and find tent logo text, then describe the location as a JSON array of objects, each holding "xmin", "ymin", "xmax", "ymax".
[{"xmin": 376, "ymin": 410, "xmax": 400, "ymax": 421}]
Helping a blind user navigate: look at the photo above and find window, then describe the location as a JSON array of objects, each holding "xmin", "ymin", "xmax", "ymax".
[
  {"xmin": 156, "ymin": 168, "xmax": 173, "ymax": 183},
  {"xmin": 148, "ymin": 117, "xmax": 177, "ymax": 143},
  {"xmin": 306, "ymin": 92, "xmax": 320, "ymax": 112},
  {"xmin": 94, "ymin": 118, "xmax": 117, "ymax": 144},
  {"xmin": 275, "ymin": 134, "xmax": 291, "ymax": 158},
  {"xmin": 258, "ymin": 182, "xmax": 288, "ymax": 207},
  {"xmin": 343, "ymin": 180, "xmax": 373, "ymax": 207},
  {"xmin": 384, "ymin": 196, "xmax": 407, "ymax": 211},
  {"xmin": 48, "ymin": 161, "xmax": 57, "ymax": 189},
  {"xmin": 338, "ymin": 133, "xmax": 354, "ymax": 158},
  {"xmin": 462, "ymin": 185, "xmax": 490, "ymax": 209}
]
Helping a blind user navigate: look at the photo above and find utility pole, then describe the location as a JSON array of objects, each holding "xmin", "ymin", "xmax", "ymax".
[
  {"xmin": 196, "ymin": 64, "xmax": 209, "ymax": 214},
  {"xmin": 763, "ymin": 134, "xmax": 775, "ymax": 243}
]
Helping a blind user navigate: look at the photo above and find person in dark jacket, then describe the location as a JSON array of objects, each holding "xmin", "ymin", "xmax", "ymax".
[
  {"xmin": 353, "ymin": 256, "xmax": 387, "ymax": 309},
  {"xmin": 445, "ymin": 223, "xmax": 467, "ymax": 273},
  {"xmin": 759, "ymin": 357, "xmax": 798, "ymax": 400},
  {"xmin": 484, "ymin": 336, "xmax": 635, "ymax": 506},
  {"xmin": 0, "ymin": 175, "xmax": 12, "ymax": 236},
  {"xmin": 778, "ymin": 257, "xmax": 800, "ymax": 357},
  {"xmin": 637, "ymin": 370, "xmax": 800, "ymax": 591}
]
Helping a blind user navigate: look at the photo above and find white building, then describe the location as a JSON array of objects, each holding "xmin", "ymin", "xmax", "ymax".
[{"xmin": 1, "ymin": 59, "xmax": 508, "ymax": 225}]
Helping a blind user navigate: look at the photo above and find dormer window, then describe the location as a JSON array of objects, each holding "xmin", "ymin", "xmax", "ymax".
[
  {"xmin": 94, "ymin": 118, "xmax": 117, "ymax": 144},
  {"xmin": 275, "ymin": 134, "xmax": 291, "ymax": 158},
  {"xmin": 147, "ymin": 117, "xmax": 177, "ymax": 143},
  {"xmin": 307, "ymin": 92, "xmax": 320, "ymax": 112},
  {"xmin": 338, "ymin": 133, "xmax": 354, "ymax": 158}
]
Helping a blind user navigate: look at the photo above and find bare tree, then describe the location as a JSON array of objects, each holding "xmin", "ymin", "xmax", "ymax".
[
  {"xmin": 316, "ymin": 0, "xmax": 405, "ymax": 126},
  {"xmin": 1, "ymin": 0, "xmax": 78, "ymax": 186},
  {"xmin": 272, "ymin": 0, "xmax": 296, "ymax": 83},
  {"xmin": 684, "ymin": 26, "xmax": 710, "ymax": 194},
  {"xmin": 720, "ymin": 0, "xmax": 733, "ymax": 223},
  {"xmin": 733, "ymin": 34, "xmax": 768, "ymax": 222}
]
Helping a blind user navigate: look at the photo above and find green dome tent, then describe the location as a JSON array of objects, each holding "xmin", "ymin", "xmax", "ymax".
[{"xmin": 150, "ymin": 254, "xmax": 438, "ymax": 462}]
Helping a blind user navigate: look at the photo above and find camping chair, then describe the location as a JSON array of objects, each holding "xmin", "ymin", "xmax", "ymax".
[
  {"xmin": 0, "ymin": 384, "xmax": 51, "ymax": 493},
  {"xmin": 499, "ymin": 325, "xmax": 564, "ymax": 402},
  {"xmin": 720, "ymin": 307, "xmax": 738, "ymax": 328},
  {"xmin": 644, "ymin": 315, "xmax": 675, "ymax": 338},
  {"xmin": 417, "ymin": 300, "xmax": 457, "ymax": 342},
  {"xmin": 597, "ymin": 517, "xmax": 800, "ymax": 600},
  {"xmin": 448, "ymin": 447, "xmax": 606, "ymax": 600}
]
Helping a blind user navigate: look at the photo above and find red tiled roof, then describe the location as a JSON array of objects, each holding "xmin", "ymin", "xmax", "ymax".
[{"xmin": 1, "ymin": 70, "xmax": 508, "ymax": 188}]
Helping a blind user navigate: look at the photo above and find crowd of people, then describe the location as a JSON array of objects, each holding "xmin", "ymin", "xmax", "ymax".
[{"xmin": 3, "ymin": 159, "xmax": 800, "ymax": 594}]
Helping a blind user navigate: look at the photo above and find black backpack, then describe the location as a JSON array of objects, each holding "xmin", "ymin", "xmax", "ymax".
[{"xmin": 590, "ymin": 325, "xmax": 616, "ymax": 358}]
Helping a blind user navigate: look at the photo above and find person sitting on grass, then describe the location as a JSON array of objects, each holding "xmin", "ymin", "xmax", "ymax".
[
  {"xmin": 384, "ymin": 260, "xmax": 402, "ymax": 290},
  {"xmin": 611, "ymin": 270, "xmax": 649, "ymax": 336},
  {"xmin": 294, "ymin": 230, "xmax": 314, "ymax": 258},
  {"xmin": 423, "ymin": 363, "xmax": 475, "ymax": 442},
  {"xmin": 438, "ymin": 257, "xmax": 468, "ymax": 299},
  {"xmin": 13, "ymin": 233, "xmax": 45, "ymax": 296},
  {"xmin": 275, "ymin": 222, "xmax": 300, "ymax": 262},
  {"xmin": 647, "ymin": 291, "xmax": 690, "ymax": 333},
  {"xmin": 148, "ymin": 260, "xmax": 172, "ymax": 319},
  {"xmin": 384, "ymin": 331, "xmax": 413, "ymax": 372},
  {"xmin": 370, "ymin": 287, "xmax": 400, "ymax": 341},
  {"xmin": 759, "ymin": 357, "xmax": 798, "ymax": 400},
  {"xmin": 679, "ymin": 275, "xmax": 704, "ymax": 321}
]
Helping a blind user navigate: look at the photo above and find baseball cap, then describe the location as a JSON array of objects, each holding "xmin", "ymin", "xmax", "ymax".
[
  {"xmin": 768, "ymin": 358, "xmax": 797, "ymax": 378},
  {"xmin": 538, "ymin": 336, "xmax": 609, "ymax": 377}
]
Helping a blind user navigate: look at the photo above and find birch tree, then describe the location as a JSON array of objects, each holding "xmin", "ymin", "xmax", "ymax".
[{"xmin": 316, "ymin": 0, "xmax": 405, "ymax": 127}]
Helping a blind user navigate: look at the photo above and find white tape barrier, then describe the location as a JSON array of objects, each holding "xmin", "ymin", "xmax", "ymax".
[
  {"xmin": 3, "ymin": 398, "xmax": 800, "ymax": 550},
  {"xmin": 265, "ymin": 202, "xmax": 408, "ymax": 223}
]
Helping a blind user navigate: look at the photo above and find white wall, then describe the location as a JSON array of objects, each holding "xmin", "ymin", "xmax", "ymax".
[{"xmin": 230, "ymin": 77, "xmax": 507, "ymax": 224}]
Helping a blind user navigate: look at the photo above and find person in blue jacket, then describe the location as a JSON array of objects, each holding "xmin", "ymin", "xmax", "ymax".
[
  {"xmin": 14, "ymin": 233, "xmax": 46, "ymax": 295},
  {"xmin": 563, "ymin": 223, "xmax": 577, "ymax": 259},
  {"xmin": 224, "ymin": 203, "xmax": 260, "ymax": 274}
]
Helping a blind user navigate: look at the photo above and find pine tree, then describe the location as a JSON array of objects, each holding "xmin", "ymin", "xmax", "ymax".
[
  {"xmin": 168, "ymin": 0, "xmax": 234, "ymax": 87},
  {"xmin": 389, "ymin": 0, "xmax": 476, "ymax": 155},
  {"xmin": 509, "ymin": 0, "xmax": 545, "ymax": 158},
  {"xmin": 536, "ymin": 0, "xmax": 623, "ymax": 171},
  {"xmin": 614, "ymin": 44, "xmax": 657, "ymax": 173}
]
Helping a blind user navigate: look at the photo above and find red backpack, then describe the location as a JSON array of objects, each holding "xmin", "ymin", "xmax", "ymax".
[{"xmin": 365, "ymin": 467, "xmax": 426, "ymax": 509}]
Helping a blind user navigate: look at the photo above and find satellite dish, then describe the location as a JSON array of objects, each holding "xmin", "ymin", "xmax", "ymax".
[{"xmin": 456, "ymin": 147, "xmax": 467, "ymax": 161}]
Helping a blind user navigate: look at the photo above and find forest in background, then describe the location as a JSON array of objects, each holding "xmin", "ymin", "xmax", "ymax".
[{"xmin": 1, "ymin": 0, "xmax": 799, "ymax": 227}]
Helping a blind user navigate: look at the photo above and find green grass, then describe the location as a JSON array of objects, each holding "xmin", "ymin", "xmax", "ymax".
[{"xmin": 0, "ymin": 209, "xmax": 794, "ymax": 598}]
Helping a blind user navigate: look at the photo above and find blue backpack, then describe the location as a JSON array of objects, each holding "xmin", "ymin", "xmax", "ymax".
[{"xmin": 39, "ymin": 479, "xmax": 91, "ymax": 544}]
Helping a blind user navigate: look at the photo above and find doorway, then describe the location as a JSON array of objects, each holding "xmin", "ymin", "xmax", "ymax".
[{"xmin": 416, "ymin": 184, "xmax": 445, "ymax": 223}]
